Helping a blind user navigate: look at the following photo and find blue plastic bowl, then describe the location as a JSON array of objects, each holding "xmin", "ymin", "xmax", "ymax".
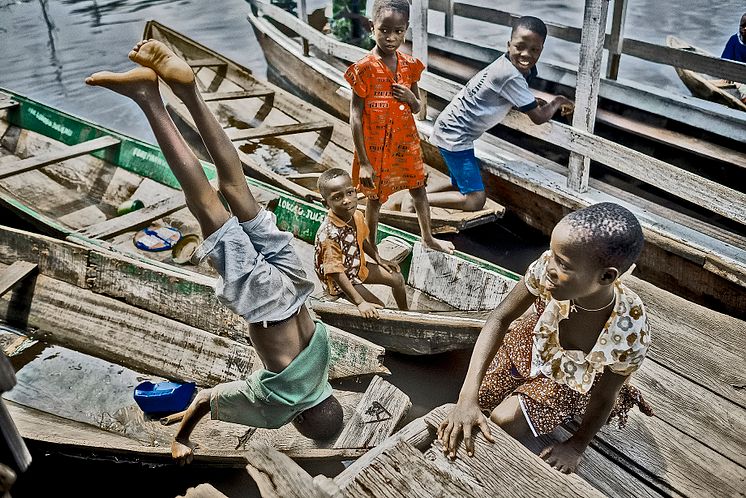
[{"xmin": 133, "ymin": 381, "xmax": 196, "ymax": 414}]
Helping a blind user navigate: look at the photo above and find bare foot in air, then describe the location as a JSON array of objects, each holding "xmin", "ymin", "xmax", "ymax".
[
  {"xmin": 129, "ymin": 39, "xmax": 195, "ymax": 96},
  {"xmin": 85, "ymin": 67, "xmax": 159, "ymax": 101},
  {"xmin": 423, "ymin": 236, "xmax": 455, "ymax": 254},
  {"xmin": 172, "ymin": 438, "xmax": 199, "ymax": 466}
]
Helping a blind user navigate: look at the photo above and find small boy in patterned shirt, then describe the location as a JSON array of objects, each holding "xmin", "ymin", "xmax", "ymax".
[
  {"xmin": 438, "ymin": 203, "xmax": 653, "ymax": 473},
  {"xmin": 315, "ymin": 169, "xmax": 408, "ymax": 318}
]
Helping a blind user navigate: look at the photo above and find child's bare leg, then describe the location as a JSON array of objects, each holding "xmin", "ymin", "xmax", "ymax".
[
  {"xmin": 364, "ymin": 197, "xmax": 382, "ymax": 248},
  {"xmin": 489, "ymin": 396, "xmax": 532, "ymax": 440},
  {"xmin": 427, "ymin": 190, "xmax": 487, "ymax": 212},
  {"xmin": 409, "ymin": 186, "xmax": 455, "ymax": 254},
  {"xmin": 129, "ymin": 40, "xmax": 259, "ymax": 222},
  {"xmin": 85, "ymin": 68, "xmax": 228, "ymax": 236},
  {"xmin": 362, "ymin": 263, "xmax": 408, "ymax": 310},
  {"xmin": 172, "ymin": 388, "xmax": 212, "ymax": 465},
  {"xmin": 351, "ymin": 283, "xmax": 386, "ymax": 307}
]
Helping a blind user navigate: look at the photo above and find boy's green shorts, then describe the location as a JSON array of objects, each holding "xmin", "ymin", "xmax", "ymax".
[{"xmin": 209, "ymin": 320, "xmax": 334, "ymax": 428}]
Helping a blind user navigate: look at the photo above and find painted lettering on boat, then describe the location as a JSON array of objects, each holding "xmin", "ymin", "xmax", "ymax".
[
  {"xmin": 277, "ymin": 197, "xmax": 325, "ymax": 222},
  {"xmin": 27, "ymin": 107, "xmax": 73, "ymax": 138},
  {"xmin": 131, "ymin": 147, "xmax": 168, "ymax": 168}
]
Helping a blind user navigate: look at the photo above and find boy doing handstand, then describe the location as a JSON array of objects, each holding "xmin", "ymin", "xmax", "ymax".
[
  {"xmin": 428, "ymin": 16, "xmax": 574, "ymax": 212},
  {"xmin": 315, "ymin": 168, "xmax": 408, "ymax": 319},
  {"xmin": 439, "ymin": 203, "xmax": 653, "ymax": 473},
  {"xmin": 86, "ymin": 40, "xmax": 343, "ymax": 465}
]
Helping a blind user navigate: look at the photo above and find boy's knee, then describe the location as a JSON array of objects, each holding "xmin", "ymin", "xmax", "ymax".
[
  {"xmin": 292, "ymin": 395, "xmax": 344, "ymax": 440},
  {"xmin": 463, "ymin": 191, "xmax": 487, "ymax": 211}
]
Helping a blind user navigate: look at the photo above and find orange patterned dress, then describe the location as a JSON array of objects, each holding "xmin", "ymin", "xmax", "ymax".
[{"xmin": 344, "ymin": 51, "xmax": 426, "ymax": 202}]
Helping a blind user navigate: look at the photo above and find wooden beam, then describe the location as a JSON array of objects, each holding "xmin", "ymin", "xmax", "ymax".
[
  {"xmin": 411, "ymin": 0, "xmax": 430, "ymax": 120},
  {"xmin": 296, "ymin": 0, "xmax": 310, "ymax": 56},
  {"xmin": 76, "ymin": 191, "xmax": 186, "ymax": 240},
  {"xmin": 0, "ymin": 261, "xmax": 38, "ymax": 298},
  {"xmin": 0, "ymin": 100, "xmax": 18, "ymax": 111},
  {"xmin": 225, "ymin": 121, "xmax": 333, "ymax": 142},
  {"xmin": 606, "ymin": 0, "xmax": 627, "ymax": 79},
  {"xmin": 202, "ymin": 89, "xmax": 275, "ymax": 102},
  {"xmin": 443, "ymin": 0, "xmax": 454, "ymax": 37},
  {"xmin": 0, "ymin": 135, "xmax": 120, "ymax": 180},
  {"xmin": 568, "ymin": 0, "xmax": 609, "ymax": 193},
  {"xmin": 333, "ymin": 376, "xmax": 411, "ymax": 449},
  {"xmin": 243, "ymin": 444, "xmax": 330, "ymax": 498},
  {"xmin": 187, "ymin": 58, "xmax": 226, "ymax": 68}
]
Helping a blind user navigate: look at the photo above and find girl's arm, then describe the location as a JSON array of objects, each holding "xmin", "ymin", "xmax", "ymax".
[
  {"xmin": 540, "ymin": 369, "xmax": 627, "ymax": 473},
  {"xmin": 438, "ymin": 280, "xmax": 535, "ymax": 457},
  {"xmin": 350, "ymin": 93, "xmax": 374, "ymax": 189},
  {"xmin": 331, "ymin": 271, "xmax": 381, "ymax": 318},
  {"xmin": 392, "ymin": 81, "xmax": 421, "ymax": 114}
]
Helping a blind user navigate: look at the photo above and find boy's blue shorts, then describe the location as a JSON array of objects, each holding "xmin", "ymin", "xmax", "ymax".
[{"xmin": 438, "ymin": 147, "xmax": 484, "ymax": 194}]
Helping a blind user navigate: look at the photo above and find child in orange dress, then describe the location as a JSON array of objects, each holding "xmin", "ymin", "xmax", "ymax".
[
  {"xmin": 438, "ymin": 203, "xmax": 653, "ymax": 474},
  {"xmin": 346, "ymin": 0, "xmax": 454, "ymax": 255}
]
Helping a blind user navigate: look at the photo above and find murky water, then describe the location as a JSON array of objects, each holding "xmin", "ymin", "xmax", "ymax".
[{"xmin": 0, "ymin": 1, "xmax": 739, "ymax": 496}]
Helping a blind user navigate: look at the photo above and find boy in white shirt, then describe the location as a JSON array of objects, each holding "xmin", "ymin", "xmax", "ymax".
[{"xmin": 428, "ymin": 16, "xmax": 573, "ymax": 212}]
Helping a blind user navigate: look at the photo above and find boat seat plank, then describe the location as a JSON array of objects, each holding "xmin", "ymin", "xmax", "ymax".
[
  {"xmin": 0, "ymin": 135, "xmax": 120, "ymax": 180},
  {"xmin": 187, "ymin": 57, "xmax": 226, "ymax": 68},
  {"xmin": 0, "ymin": 261, "xmax": 38, "ymax": 298},
  {"xmin": 333, "ymin": 376, "xmax": 411, "ymax": 449},
  {"xmin": 76, "ymin": 191, "xmax": 186, "ymax": 240},
  {"xmin": 0, "ymin": 100, "xmax": 18, "ymax": 112},
  {"xmin": 225, "ymin": 121, "xmax": 333, "ymax": 142},
  {"xmin": 202, "ymin": 89, "xmax": 275, "ymax": 102}
]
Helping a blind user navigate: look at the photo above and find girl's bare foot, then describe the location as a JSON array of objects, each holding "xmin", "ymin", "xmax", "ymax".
[
  {"xmin": 129, "ymin": 39, "xmax": 195, "ymax": 95},
  {"xmin": 423, "ymin": 237, "xmax": 455, "ymax": 255},
  {"xmin": 172, "ymin": 438, "xmax": 199, "ymax": 466},
  {"xmin": 85, "ymin": 67, "xmax": 159, "ymax": 102}
]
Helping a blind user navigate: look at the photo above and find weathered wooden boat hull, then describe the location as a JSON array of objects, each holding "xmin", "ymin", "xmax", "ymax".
[
  {"xmin": 0, "ymin": 226, "xmax": 409, "ymax": 464},
  {"xmin": 247, "ymin": 5, "xmax": 746, "ymax": 318},
  {"xmin": 667, "ymin": 36, "xmax": 746, "ymax": 112},
  {"xmin": 142, "ymin": 20, "xmax": 504, "ymax": 235}
]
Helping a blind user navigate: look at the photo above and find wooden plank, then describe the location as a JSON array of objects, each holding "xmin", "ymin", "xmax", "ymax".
[
  {"xmin": 411, "ymin": 0, "xmax": 430, "ymax": 120},
  {"xmin": 443, "ymin": 0, "xmax": 454, "ymax": 37},
  {"xmin": 225, "ymin": 121, "xmax": 333, "ymax": 142},
  {"xmin": 606, "ymin": 0, "xmax": 628, "ymax": 79},
  {"xmin": 0, "ymin": 226, "xmax": 89, "ymax": 288},
  {"xmin": 202, "ymin": 89, "xmax": 275, "ymax": 102},
  {"xmin": 333, "ymin": 376, "xmax": 411, "ymax": 449},
  {"xmin": 178, "ymin": 484, "xmax": 229, "ymax": 498},
  {"xmin": 187, "ymin": 57, "xmax": 226, "ymax": 68},
  {"xmin": 76, "ymin": 191, "xmax": 186, "ymax": 239},
  {"xmin": 0, "ymin": 261, "xmax": 37, "ymax": 298},
  {"xmin": 0, "ymin": 400, "xmax": 32, "ymax": 473},
  {"xmin": 0, "ymin": 266, "xmax": 264, "ymax": 387},
  {"xmin": 244, "ymin": 444, "xmax": 329, "ymax": 498},
  {"xmin": 343, "ymin": 440, "xmax": 484, "ymax": 497},
  {"xmin": 407, "ymin": 243, "xmax": 515, "ymax": 310},
  {"xmin": 0, "ymin": 100, "xmax": 18, "ymax": 111},
  {"xmin": 0, "ymin": 135, "xmax": 120, "ymax": 180},
  {"xmin": 568, "ymin": 0, "xmax": 609, "ymax": 192}
]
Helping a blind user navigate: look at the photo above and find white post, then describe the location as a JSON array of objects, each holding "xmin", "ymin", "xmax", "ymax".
[
  {"xmin": 411, "ymin": 0, "xmax": 429, "ymax": 120},
  {"xmin": 606, "ymin": 0, "xmax": 627, "ymax": 80},
  {"xmin": 567, "ymin": 0, "xmax": 609, "ymax": 192},
  {"xmin": 444, "ymin": 0, "xmax": 454, "ymax": 38},
  {"xmin": 296, "ymin": 0, "xmax": 309, "ymax": 56}
]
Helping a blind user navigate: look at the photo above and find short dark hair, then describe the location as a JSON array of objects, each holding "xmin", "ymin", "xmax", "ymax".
[
  {"xmin": 292, "ymin": 395, "xmax": 344, "ymax": 440},
  {"xmin": 317, "ymin": 168, "xmax": 351, "ymax": 199},
  {"xmin": 561, "ymin": 202, "xmax": 644, "ymax": 273},
  {"xmin": 371, "ymin": 0, "xmax": 410, "ymax": 22},
  {"xmin": 511, "ymin": 16, "xmax": 547, "ymax": 41}
]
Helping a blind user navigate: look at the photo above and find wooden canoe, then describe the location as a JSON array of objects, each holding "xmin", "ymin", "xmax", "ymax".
[
  {"xmin": 0, "ymin": 89, "xmax": 521, "ymax": 355},
  {"xmin": 246, "ymin": 2, "xmax": 746, "ymax": 319},
  {"xmin": 0, "ymin": 225, "xmax": 410, "ymax": 464},
  {"xmin": 141, "ymin": 20, "xmax": 504, "ymax": 235},
  {"xmin": 666, "ymin": 35, "xmax": 746, "ymax": 112}
]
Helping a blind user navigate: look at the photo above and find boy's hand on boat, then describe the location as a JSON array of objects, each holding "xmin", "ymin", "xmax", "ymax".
[
  {"xmin": 539, "ymin": 440, "xmax": 584, "ymax": 474},
  {"xmin": 171, "ymin": 438, "xmax": 199, "ymax": 466},
  {"xmin": 358, "ymin": 301, "xmax": 382, "ymax": 318},
  {"xmin": 359, "ymin": 162, "xmax": 375, "ymax": 189},
  {"xmin": 392, "ymin": 84, "xmax": 416, "ymax": 106},
  {"xmin": 437, "ymin": 402, "xmax": 495, "ymax": 459}
]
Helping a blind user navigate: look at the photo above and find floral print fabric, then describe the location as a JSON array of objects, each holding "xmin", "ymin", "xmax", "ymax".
[{"xmin": 523, "ymin": 251, "xmax": 651, "ymax": 394}]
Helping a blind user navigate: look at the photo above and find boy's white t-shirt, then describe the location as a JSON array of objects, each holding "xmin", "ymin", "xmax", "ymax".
[{"xmin": 430, "ymin": 55, "xmax": 538, "ymax": 152}]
